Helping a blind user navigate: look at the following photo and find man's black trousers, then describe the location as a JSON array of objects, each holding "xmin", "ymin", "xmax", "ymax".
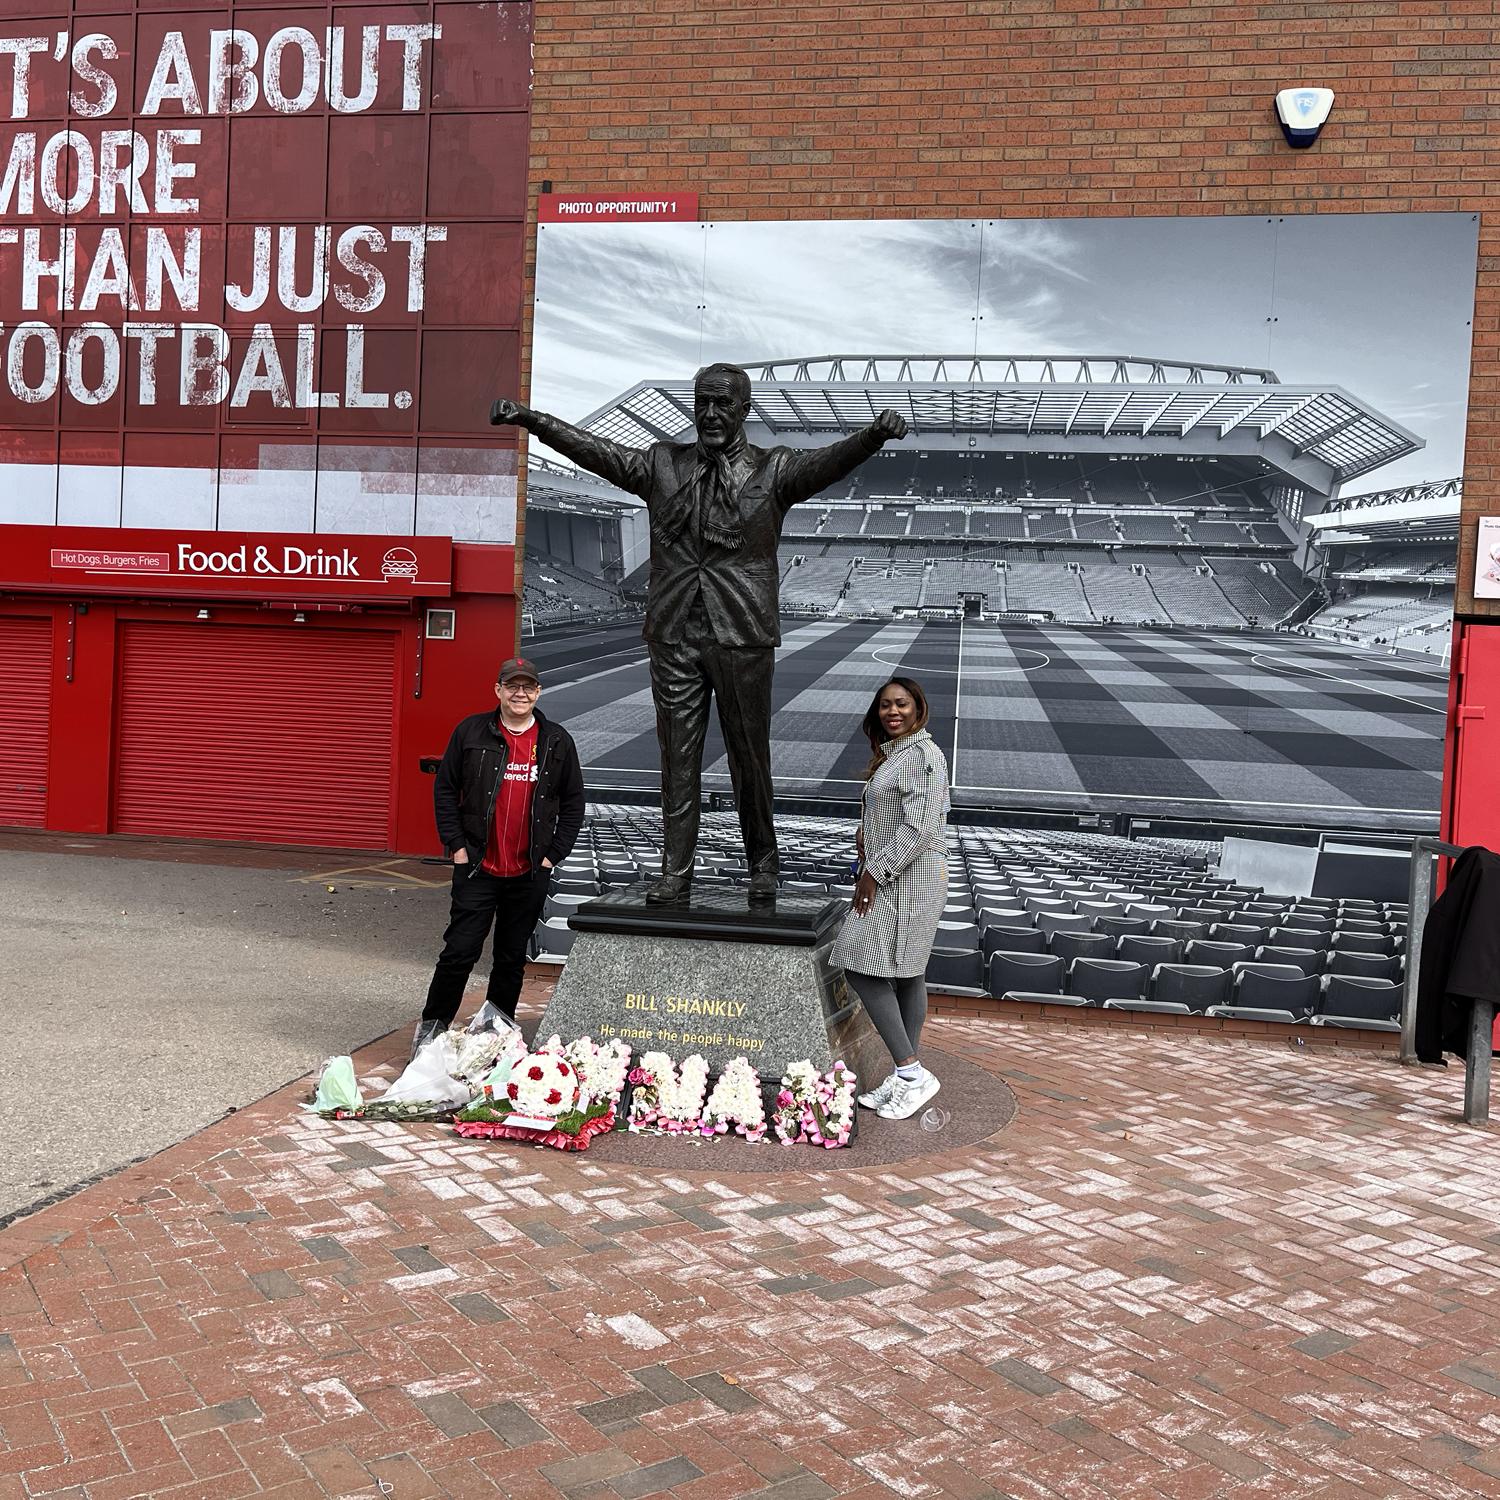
[
  {"xmin": 648, "ymin": 617, "xmax": 777, "ymax": 880},
  {"xmin": 422, "ymin": 865, "xmax": 550, "ymax": 1024}
]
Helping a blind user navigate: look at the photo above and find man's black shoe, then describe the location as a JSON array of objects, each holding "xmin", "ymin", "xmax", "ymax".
[
  {"xmin": 747, "ymin": 871, "xmax": 779, "ymax": 903},
  {"xmin": 645, "ymin": 875, "xmax": 692, "ymax": 906}
]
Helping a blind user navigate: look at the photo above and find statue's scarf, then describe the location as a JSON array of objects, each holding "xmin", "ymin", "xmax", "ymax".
[{"xmin": 657, "ymin": 435, "xmax": 747, "ymax": 552}]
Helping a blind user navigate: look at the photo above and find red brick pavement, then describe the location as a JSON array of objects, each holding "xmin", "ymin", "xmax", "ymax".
[{"xmin": 4, "ymin": 1004, "xmax": 1500, "ymax": 1500}]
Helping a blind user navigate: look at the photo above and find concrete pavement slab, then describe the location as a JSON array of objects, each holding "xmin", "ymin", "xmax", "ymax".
[{"xmin": 0, "ymin": 841, "xmax": 450, "ymax": 1224}]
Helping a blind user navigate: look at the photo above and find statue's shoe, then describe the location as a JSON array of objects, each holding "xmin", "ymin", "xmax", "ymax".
[
  {"xmin": 747, "ymin": 871, "xmax": 779, "ymax": 903},
  {"xmin": 644, "ymin": 875, "xmax": 693, "ymax": 906}
]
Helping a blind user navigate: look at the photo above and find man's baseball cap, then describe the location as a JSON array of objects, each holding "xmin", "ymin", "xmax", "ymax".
[{"xmin": 498, "ymin": 657, "xmax": 541, "ymax": 685}]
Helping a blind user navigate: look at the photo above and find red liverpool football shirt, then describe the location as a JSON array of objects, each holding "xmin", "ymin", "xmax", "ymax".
[{"xmin": 481, "ymin": 720, "xmax": 539, "ymax": 876}]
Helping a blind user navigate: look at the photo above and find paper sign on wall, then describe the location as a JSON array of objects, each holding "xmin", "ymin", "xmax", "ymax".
[{"xmin": 1476, "ymin": 517, "xmax": 1500, "ymax": 599}]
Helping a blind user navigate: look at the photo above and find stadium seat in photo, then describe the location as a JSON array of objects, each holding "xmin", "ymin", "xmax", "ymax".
[
  {"xmin": 1050, "ymin": 931, "xmax": 1116, "ymax": 963},
  {"xmin": 1316, "ymin": 975, "xmax": 1402, "ymax": 1030},
  {"xmin": 1326, "ymin": 951, "xmax": 1401, "ymax": 981},
  {"xmin": 1271, "ymin": 926, "xmax": 1332, "ymax": 950},
  {"xmin": 1002, "ymin": 993, "xmax": 1095, "ymax": 1009},
  {"xmin": 978, "ymin": 904, "xmax": 1031, "ymax": 926},
  {"xmin": 1211, "ymin": 922, "xmax": 1267, "ymax": 944},
  {"xmin": 1074, "ymin": 900, "xmax": 1125, "ymax": 923},
  {"xmin": 1149, "ymin": 964, "xmax": 1233, "ymax": 1011},
  {"xmin": 1186, "ymin": 939, "xmax": 1255, "ymax": 966},
  {"xmin": 1332, "ymin": 932, "xmax": 1397, "ymax": 954},
  {"xmin": 1025, "ymin": 896, "xmax": 1072, "ymax": 916},
  {"xmin": 1154, "ymin": 919, "xmax": 1209, "ymax": 942},
  {"xmin": 1037, "ymin": 911, "xmax": 1093, "ymax": 941},
  {"xmin": 1231, "ymin": 965, "xmax": 1320, "ymax": 1017},
  {"xmin": 988, "ymin": 951, "xmax": 1065, "ymax": 999},
  {"xmin": 1254, "ymin": 945, "xmax": 1322, "ymax": 976},
  {"xmin": 1204, "ymin": 1004, "xmax": 1304, "ymax": 1025},
  {"xmin": 981, "ymin": 924, "xmax": 1046, "ymax": 957},
  {"xmin": 1067, "ymin": 958, "xmax": 1149, "ymax": 1003},
  {"xmin": 534, "ymin": 917, "xmax": 577, "ymax": 962},
  {"xmin": 1098, "ymin": 915, "xmax": 1151, "ymax": 938},
  {"xmin": 1117, "ymin": 934, "xmax": 1184, "ymax": 967},
  {"xmin": 927, "ymin": 949, "xmax": 984, "ymax": 991},
  {"xmin": 1102, "ymin": 998, "xmax": 1193, "ymax": 1016}
]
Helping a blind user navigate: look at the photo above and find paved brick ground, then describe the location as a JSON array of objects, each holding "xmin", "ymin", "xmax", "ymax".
[{"xmin": 3, "ymin": 1004, "xmax": 1500, "ymax": 1500}]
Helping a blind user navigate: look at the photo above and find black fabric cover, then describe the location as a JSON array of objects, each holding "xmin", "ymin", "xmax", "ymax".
[{"xmin": 1414, "ymin": 846, "xmax": 1500, "ymax": 1064}]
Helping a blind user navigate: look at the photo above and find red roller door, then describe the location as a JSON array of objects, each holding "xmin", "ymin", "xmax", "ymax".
[
  {"xmin": 0, "ymin": 616, "xmax": 52, "ymax": 827},
  {"xmin": 114, "ymin": 621, "xmax": 399, "ymax": 849}
]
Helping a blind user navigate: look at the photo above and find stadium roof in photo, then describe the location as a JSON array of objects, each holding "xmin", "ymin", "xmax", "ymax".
[
  {"xmin": 1307, "ymin": 477, "xmax": 1462, "ymax": 545},
  {"xmin": 572, "ymin": 354, "xmax": 1422, "ymax": 495}
]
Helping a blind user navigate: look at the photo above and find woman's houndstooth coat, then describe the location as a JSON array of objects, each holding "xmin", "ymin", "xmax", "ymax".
[{"xmin": 829, "ymin": 727, "xmax": 949, "ymax": 979}]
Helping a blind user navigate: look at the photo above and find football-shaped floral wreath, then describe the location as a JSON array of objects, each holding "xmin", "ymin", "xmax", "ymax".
[{"xmin": 504, "ymin": 1052, "xmax": 580, "ymax": 1118}]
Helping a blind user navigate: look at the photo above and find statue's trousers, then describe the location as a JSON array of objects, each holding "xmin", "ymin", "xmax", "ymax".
[{"xmin": 648, "ymin": 607, "xmax": 778, "ymax": 881}]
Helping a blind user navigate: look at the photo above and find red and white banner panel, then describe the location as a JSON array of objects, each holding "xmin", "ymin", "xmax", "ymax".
[{"xmin": 0, "ymin": 3, "xmax": 531, "ymax": 545}]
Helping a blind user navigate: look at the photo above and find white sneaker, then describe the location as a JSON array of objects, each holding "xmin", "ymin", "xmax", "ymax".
[
  {"xmin": 877, "ymin": 1069, "xmax": 941, "ymax": 1121},
  {"xmin": 858, "ymin": 1072, "xmax": 899, "ymax": 1111}
]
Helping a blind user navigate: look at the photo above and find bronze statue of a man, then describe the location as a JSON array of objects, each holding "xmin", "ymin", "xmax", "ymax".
[{"xmin": 492, "ymin": 363, "xmax": 908, "ymax": 904}]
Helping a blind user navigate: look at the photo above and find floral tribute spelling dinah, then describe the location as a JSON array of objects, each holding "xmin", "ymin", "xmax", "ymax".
[
  {"xmin": 699, "ymin": 1057, "xmax": 768, "ymax": 1142},
  {"xmin": 627, "ymin": 1051, "xmax": 710, "ymax": 1134}
]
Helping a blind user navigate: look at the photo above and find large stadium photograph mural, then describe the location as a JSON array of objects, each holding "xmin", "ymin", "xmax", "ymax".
[{"xmin": 514, "ymin": 212, "xmax": 1477, "ymax": 1003}]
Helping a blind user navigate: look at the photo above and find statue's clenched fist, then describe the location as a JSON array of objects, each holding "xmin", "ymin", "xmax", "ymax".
[
  {"xmin": 489, "ymin": 397, "xmax": 533, "ymax": 428},
  {"xmin": 872, "ymin": 408, "xmax": 909, "ymax": 440}
]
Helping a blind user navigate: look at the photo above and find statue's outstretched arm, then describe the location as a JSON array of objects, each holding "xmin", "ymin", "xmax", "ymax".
[
  {"xmin": 490, "ymin": 398, "xmax": 653, "ymax": 499},
  {"xmin": 777, "ymin": 408, "xmax": 909, "ymax": 510}
]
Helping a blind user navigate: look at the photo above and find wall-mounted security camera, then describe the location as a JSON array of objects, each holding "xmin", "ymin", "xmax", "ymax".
[{"xmin": 1275, "ymin": 87, "xmax": 1334, "ymax": 149}]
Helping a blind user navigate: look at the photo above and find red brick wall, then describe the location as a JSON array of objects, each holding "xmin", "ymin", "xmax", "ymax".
[{"xmin": 522, "ymin": 0, "xmax": 1499, "ymax": 617}]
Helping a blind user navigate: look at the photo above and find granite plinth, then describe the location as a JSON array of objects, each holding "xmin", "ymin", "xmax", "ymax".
[{"xmin": 534, "ymin": 882, "xmax": 886, "ymax": 1084}]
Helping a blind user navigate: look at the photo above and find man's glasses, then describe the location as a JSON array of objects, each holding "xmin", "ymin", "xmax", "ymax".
[{"xmin": 501, "ymin": 681, "xmax": 540, "ymax": 696}]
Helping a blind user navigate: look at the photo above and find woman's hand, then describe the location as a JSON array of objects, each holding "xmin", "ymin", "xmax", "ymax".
[{"xmin": 851, "ymin": 870, "xmax": 878, "ymax": 916}]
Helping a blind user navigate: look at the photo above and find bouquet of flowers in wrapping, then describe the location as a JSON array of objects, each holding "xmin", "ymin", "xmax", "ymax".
[
  {"xmin": 770, "ymin": 1059, "xmax": 857, "ymax": 1148},
  {"xmin": 312, "ymin": 1027, "xmax": 526, "ymax": 1122},
  {"xmin": 699, "ymin": 1056, "xmax": 768, "ymax": 1142},
  {"xmin": 627, "ymin": 1052, "xmax": 709, "ymax": 1134}
]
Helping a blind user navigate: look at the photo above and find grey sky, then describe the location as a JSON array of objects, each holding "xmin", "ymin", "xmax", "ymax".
[{"xmin": 531, "ymin": 212, "xmax": 1478, "ymax": 493}]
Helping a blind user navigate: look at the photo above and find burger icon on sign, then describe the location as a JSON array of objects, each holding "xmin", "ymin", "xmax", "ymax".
[{"xmin": 381, "ymin": 546, "xmax": 419, "ymax": 581}]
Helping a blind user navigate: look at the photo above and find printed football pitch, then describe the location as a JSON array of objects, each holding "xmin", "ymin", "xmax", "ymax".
[{"xmin": 526, "ymin": 618, "xmax": 1448, "ymax": 831}]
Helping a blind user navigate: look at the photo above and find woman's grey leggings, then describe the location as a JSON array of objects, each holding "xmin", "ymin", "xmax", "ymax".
[{"xmin": 845, "ymin": 970, "xmax": 927, "ymax": 1064}]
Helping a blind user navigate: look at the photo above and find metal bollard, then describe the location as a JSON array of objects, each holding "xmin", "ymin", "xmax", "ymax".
[
  {"xmin": 1399, "ymin": 836, "xmax": 1466, "ymax": 1066},
  {"xmin": 1464, "ymin": 998, "xmax": 1496, "ymax": 1126}
]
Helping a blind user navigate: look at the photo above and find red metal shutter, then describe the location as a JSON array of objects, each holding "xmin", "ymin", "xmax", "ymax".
[
  {"xmin": 114, "ymin": 621, "xmax": 399, "ymax": 849},
  {"xmin": 0, "ymin": 616, "xmax": 52, "ymax": 827}
]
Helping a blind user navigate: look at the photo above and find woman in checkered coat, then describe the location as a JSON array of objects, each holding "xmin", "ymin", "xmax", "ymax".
[{"xmin": 830, "ymin": 676, "xmax": 949, "ymax": 1121}]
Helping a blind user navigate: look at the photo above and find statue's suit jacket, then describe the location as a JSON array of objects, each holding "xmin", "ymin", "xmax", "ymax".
[{"xmin": 527, "ymin": 412, "xmax": 885, "ymax": 648}]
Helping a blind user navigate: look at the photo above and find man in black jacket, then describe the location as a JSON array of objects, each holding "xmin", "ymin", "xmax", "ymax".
[
  {"xmin": 412, "ymin": 657, "xmax": 586, "ymax": 1056},
  {"xmin": 492, "ymin": 362, "xmax": 907, "ymax": 904}
]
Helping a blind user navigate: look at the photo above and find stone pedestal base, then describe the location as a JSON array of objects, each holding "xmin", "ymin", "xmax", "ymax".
[{"xmin": 533, "ymin": 882, "xmax": 886, "ymax": 1086}]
